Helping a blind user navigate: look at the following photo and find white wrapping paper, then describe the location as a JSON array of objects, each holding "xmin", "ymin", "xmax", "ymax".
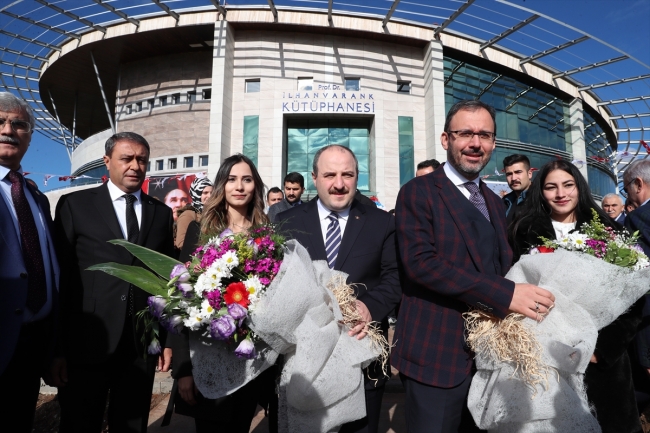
[{"xmin": 468, "ymin": 250, "xmax": 650, "ymax": 433}]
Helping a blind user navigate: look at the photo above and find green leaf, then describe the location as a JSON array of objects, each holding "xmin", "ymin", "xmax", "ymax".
[
  {"xmin": 108, "ymin": 239, "xmax": 182, "ymax": 280},
  {"xmin": 87, "ymin": 262, "xmax": 169, "ymax": 296}
]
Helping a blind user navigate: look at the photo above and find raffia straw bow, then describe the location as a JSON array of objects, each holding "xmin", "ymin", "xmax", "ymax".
[{"xmin": 463, "ymin": 309, "xmax": 558, "ymax": 398}]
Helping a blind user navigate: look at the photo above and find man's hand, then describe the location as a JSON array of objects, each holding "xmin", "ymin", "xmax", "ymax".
[
  {"xmin": 157, "ymin": 347, "xmax": 172, "ymax": 372},
  {"xmin": 590, "ymin": 354, "xmax": 598, "ymax": 363},
  {"xmin": 178, "ymin": 376, "xmax": 198, "ymax": 405},
  {"xmin": 509, "ymin": 283, "xmax": 555, "ymax": 321},
  {"xmin": 48, "ymin": 357, "xmax": 68, "ymax": 387},
  {"xmin": 348, "ymin": 300, "xmax": 372, "ymax": 340}
]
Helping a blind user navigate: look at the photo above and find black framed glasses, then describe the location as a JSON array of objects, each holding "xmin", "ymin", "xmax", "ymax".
[
  {"xmin": 0, "ymin": 118, "xmax": 32, "ymax": 133},
  {"xmin": 623, "ymin": 178, "xmax": 636, "ymax": 195},
  {"xmin": 447, "ymin": 130, "xmax": 495, "ymax": 142}
]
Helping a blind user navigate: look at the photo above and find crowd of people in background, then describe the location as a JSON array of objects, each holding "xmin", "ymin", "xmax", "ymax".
[{"xmin": 4, "ymin": 90, "xmax": 650, "ymax": 433}]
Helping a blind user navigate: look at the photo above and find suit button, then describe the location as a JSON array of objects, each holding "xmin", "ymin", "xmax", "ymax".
[
  {"xmin": 121, "ymin": 295, "xmax": 127, "ymax": 301},
  {"xmin": 15, "ymin": 308, "xmax": 23, "ymax": 314},
  {"xmin": 20, "ymin": 272, "xmax": 28, "ymax": 279}
]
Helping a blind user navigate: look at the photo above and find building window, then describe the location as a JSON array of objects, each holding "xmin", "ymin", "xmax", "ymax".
[
  {"xmin": 397, "ymin": 81, "xmax": 411, "ymax": 94},
  {"xmin": 297, "ymin": 77, "xmax": 313, "ymax": 91},
  {"xmin": 135, "ymin": 102, "xmax": 142, "ymax": 112},
  {"xmin": 147, "ymin": 161, "xmax": 151, "ymax": 172},
  {"xmin": 202, "ymin": 88, "xmax": 212, "ymax": 100},
  {"xmin": 398, "ymin": 116, "xmax": 415, "ymax": 186},
  {"xmin": 187, "ymin": 91, "xmax": 196, "ymax": 102},
  {"xmin": 168, "ymin": 158, "xmax": 177, "ymax": 170},
  {"xmin": 243, "ymin": 115, "xmax": 259, "ymax": 166},
  {"xmin": 245, "ymin": 79, "xmax": 261, "ymax": 93},
  {"xmin": 171, "ymin": 93, "xmax": 180, "ymax": 104},
  {"xmin": 345, "ymin": 78, "xmax": 360, "ymax": 91},
  {"xmin": 184, "ymin": 157, "xmax": 193, "ymax": 168},
  {"xmin": 148, "ymin": 99, "xmax": 155, "ymax": 109},
  {"xmin": 156, "ymin": 160, "xmax": 163, "ymax": 171},
  {"xmin": 125, "ymin": 105, "xmax": 132, "ymax": 114},
  {"xmin": 199, "ymin": 155, "xmax": 209, "ymax": 166},
  {"xmin": 160, "ymin": 96, "xmax": 168, "ymax": 106}
]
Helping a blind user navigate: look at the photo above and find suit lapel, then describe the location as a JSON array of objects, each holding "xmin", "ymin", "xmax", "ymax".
[
  {"xmin": 94, "ymin": 183, "xmax": 127, "ymax": 242},
  {"xmin": 300, "ymin": 200, "xmax": 328, "ymax": 261},
  {"xmin": 335, "ymin": 201, "xmax": 364, "ymax": 269},
  {"xmin": 481, "ymin": 181, "xmax": 512, "ymax": 270},
  {"xmin": 0, "ymin": 192, "xmax": 22, "ymax": 258},
  {"xmin": 138, "ymin": 193, "xmax": 156, "ymax": 246},
  {"xmin": 435, "ymin": 173, "xmax": 486, "ymax": 273}
]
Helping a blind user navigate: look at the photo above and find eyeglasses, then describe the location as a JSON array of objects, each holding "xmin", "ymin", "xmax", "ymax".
[
  {"xmin": 447, "ymin": 130, "xmax": 495, "ymax": 142},
  {"xmin": 0, "ymin": 118, "xmax": 32, "ymax": 133},
  {"xmin": 623, "ymin": 178, "xmax": 636, "ymax": 195}
]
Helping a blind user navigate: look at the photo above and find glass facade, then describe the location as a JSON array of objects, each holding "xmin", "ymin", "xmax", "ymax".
[
  {"xmin": 398, "ymin": 116, "xmax": 414, "ymax": 186},
  {"xmin": 286, "ymin": 119, "xmax": 371, "ymax": 193},
  {"xmin": 584, "ymin": 111, "xmax": 617, "ymax": 197},
  {"xmin": 243, "ymin": 115, "xmax": 259, "ymax": 166}
]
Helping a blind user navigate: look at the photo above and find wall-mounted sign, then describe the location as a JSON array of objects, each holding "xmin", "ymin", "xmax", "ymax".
[{"xmin": 282, "ymin": 91, "xmax": 375, "ymax": 113}]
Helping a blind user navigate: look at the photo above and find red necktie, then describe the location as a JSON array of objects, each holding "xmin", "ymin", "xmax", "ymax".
[{"xmin": 8, "ymin": 171, "xmax": 47, "ymax": 313}]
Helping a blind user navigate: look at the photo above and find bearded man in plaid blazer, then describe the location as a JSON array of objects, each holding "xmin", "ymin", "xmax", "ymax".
[{"xmin": 391, "ymin": 100, "xmax": 555, "ymax": 433}]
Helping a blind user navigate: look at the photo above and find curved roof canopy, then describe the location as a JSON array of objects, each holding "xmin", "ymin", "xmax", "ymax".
[{"xmin": 1, "ymin": 0, "xmax": 648, "ymax": 188}]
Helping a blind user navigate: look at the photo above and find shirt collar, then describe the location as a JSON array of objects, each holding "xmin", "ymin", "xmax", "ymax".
[
  {"xmin": 640, "ymin": 197, "xmax": 650, "ymax": 208},
  {"xmin": 316, "ymin": 198, "xmax": 351, "ymax": 221},
  {"xmin": 443, "ymin": 161, "xmax": 480, "ymax": 187},
  {"xmin": 0, "ymin": 164, "xmax": 15, "ymax": 181},
  {"xmin": 106, "ymin": 179, "xmax": 142, "ymax": 202}
]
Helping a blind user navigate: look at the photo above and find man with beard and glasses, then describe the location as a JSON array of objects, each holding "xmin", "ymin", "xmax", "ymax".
[
  {"xmin": 0, "ymin": 92, "xmax": 60, "ymax": 433},
  {"xmin": 276, "ymin": 145, "xmax": 401, "ymax": 433},
  {"xmin": 392, "ymin": 100, "xmax": 553, "ymax": 433},
  {"xmin": 503, "ymin": 154, "xmax": 533, "ymax": 225},
  {"xmin": 268, "ymin": 172, "xmax": 305, "ymax": 222}
]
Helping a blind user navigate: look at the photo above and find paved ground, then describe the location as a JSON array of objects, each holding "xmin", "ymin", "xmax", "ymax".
[{"xmin": 146, "ymin": 372, "xmax": 407, "ymax": 433}]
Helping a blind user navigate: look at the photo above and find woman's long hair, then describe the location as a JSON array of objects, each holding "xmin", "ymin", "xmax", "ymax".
[
  {"xmin": 201, "ymin": 154, "xmax": 268, "ymax": 235},
  {"xmin": 511, "ymin": 160, "xmax": 613, "ymax": 238}
]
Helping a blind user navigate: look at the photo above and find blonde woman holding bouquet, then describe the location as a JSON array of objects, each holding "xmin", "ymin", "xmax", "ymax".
[
  {"xmin": 167, "ymin": 154, "xmax": 274, "ymax": 433},
  {"xmin": 510, "ymin": 159, "xmax": 643, "ymax": 433}
]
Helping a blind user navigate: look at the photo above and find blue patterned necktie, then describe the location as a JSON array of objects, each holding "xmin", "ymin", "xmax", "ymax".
[
  {"xmin": 8, "ymin": 171, "xmax": 47, "ymax": 313},
  {"xmin": 325, "ymin": 212, "xmax": 341, "ymax": 269},
  {"xmin": 464, "ymin": 181, "xmax": 491, "ymax": 222}
]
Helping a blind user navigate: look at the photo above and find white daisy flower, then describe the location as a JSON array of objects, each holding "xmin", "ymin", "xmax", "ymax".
[
  {"xmin": 183, "ymin": 307, "xmax": 204, "ymax": 330},
  {"xmin": 200, "ymin": 299, "xmax": 216, "ymax": 319},
  {"xmin": 221, "ymin": 251, "xmax": 239, "ymax": 269},
  {"xmin": 557, "ymin": 236, "xmax": 571, "ymax": 248},
  {"xmin": 568, "ymin": 232, "xmax": 588, "ymax": 250},
  {"xmin": 243, "ymin": 276, "xmax": 263, "ymax": 297}
]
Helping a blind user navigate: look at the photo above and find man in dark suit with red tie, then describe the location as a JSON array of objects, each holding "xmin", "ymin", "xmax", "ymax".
[
  {"xmin": 51, "ymin": 132, "xmax": 174, "ymax": 433},
  {"xmin": 0, "ymin": 92, "xmax": 60, "ymax": 433},
  {"xmin": 276, "ymin": 145, "xmax": 401, "ymax": 433},
  {"xmin": 392, "ymin": 100, "xmax": 555, "ymax": 432}
]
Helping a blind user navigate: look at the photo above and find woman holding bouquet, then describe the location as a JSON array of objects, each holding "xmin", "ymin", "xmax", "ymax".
[
  {"xmin": 510, "ymin": 159, "xmax": 643, "ymax": 433},
  {"xmin": 169, "ymin": 154, "xmax": 272, "ymax": 433}
]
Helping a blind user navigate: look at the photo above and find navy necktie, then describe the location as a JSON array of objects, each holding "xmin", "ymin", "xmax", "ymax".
[
  {"xmin": 325, "ymin": 212, "xmax": 341, "ymax": 269},
  {"xmin": 464, "ymin": 181, "xmax": 491, "ymax": 222},
  {"xmin": 124, "ymin": 194, "xmax": 139, "ymax": 243},
  {"xmin": 8, "ymin": 171, "xmax": 47, "ymax": 313}
]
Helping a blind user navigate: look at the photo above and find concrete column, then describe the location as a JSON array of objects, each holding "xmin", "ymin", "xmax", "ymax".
[
  {"xmin": 207, "ymin": 20, "xmax": 235, "ymax": 180},
  {"xmin": 423, "ymin": 39, "xmax": 447, "ymax": 163},
  {"xmin": 568, "ymin": 98, "xmax": 588, "ymax": 180}
]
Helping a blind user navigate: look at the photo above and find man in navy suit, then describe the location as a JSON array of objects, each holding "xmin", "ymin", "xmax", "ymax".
[
  {"xmin": 393, "ymin": 100, "xmax": 554, "ymax": 432},
  {"xmin": 276, "ymin": 145, "xmax": 401, "ymax": 433},
  {"xmin": 602, "ymin": 193, "xmax": 626, "ymax": 224},
  {"xmin": 51, "ymin": 132, "xmax": 174, "ymax": 433},
  {"xmin": 0, "ymin": 92, "xmax": 60, "ymax": 432}
]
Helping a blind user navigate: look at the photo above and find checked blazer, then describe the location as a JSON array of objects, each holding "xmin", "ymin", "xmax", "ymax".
[{"xmin": 391, "ymin": 167, "xmax": 515, "ymax": 388}]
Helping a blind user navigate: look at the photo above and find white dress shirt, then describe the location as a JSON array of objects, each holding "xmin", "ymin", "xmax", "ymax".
[
  {"xmin": 316, "ymin": 198, "xmax": 351, "ymax": 246},
  {"xmin": 106, "ymin": 180, "xmax": 142, "ymax": 239},
  {"xmin": 443, "ymin": 161, "xmax": 481, "ymax": 200},
  {"xmin": 0, "ymin": 164, "xmax": 56, "ymax": 321}
]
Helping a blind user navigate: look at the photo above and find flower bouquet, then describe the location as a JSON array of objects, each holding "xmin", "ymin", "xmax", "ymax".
[
  {"xmin": 89, "ymin": 225, "xmax": 387, "ymax": 431},
  {"xmin": 465, "ymin": 210, "xmax": 650, "ymax": 433}
]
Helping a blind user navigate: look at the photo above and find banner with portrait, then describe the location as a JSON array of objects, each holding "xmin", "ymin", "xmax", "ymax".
[{"xmin": 142, "ymin": 173, "xmax": 206, "ymax": 220}]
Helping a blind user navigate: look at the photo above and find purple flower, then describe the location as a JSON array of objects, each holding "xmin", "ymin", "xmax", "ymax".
[
  {"xmin": 219, "ymin": 228, "xmax": 234, "ymax": 238},
  {"xmin": 228, "ymin": 303, "xmax": 247, "ymax": 321},
  {"xmin": 206, "ymin": 289, "xmax": 222, "ymax": 309},
  {"xmin": 147, "ymin": 338, "xmax": 161, "ymax": 355},
  {"xmin": 210, "ymin": 315, "xmax": 236, "ymax": 340},
  {"xmin": 147, "ymin": 296, "xmax": 166, "ymax": 318},
  {"xmin": 161, "ymin": 315, "xmax": 184, "ymax": 334},
  {"xmin": 177, "ymin": 282, "xmax": 194, "ymax": 298},
  {"xmin": 234, "ymin": 338, "xmax": 256, "ymax": 359},
  {"xmin": 170, "ymin": 264, "xmax": 190, "ymax": 282}
]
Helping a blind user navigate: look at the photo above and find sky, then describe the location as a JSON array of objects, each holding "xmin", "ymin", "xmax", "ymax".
[{"xmin": 18, "ymin": 0, "xmax": 650, "ymax": 191}]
